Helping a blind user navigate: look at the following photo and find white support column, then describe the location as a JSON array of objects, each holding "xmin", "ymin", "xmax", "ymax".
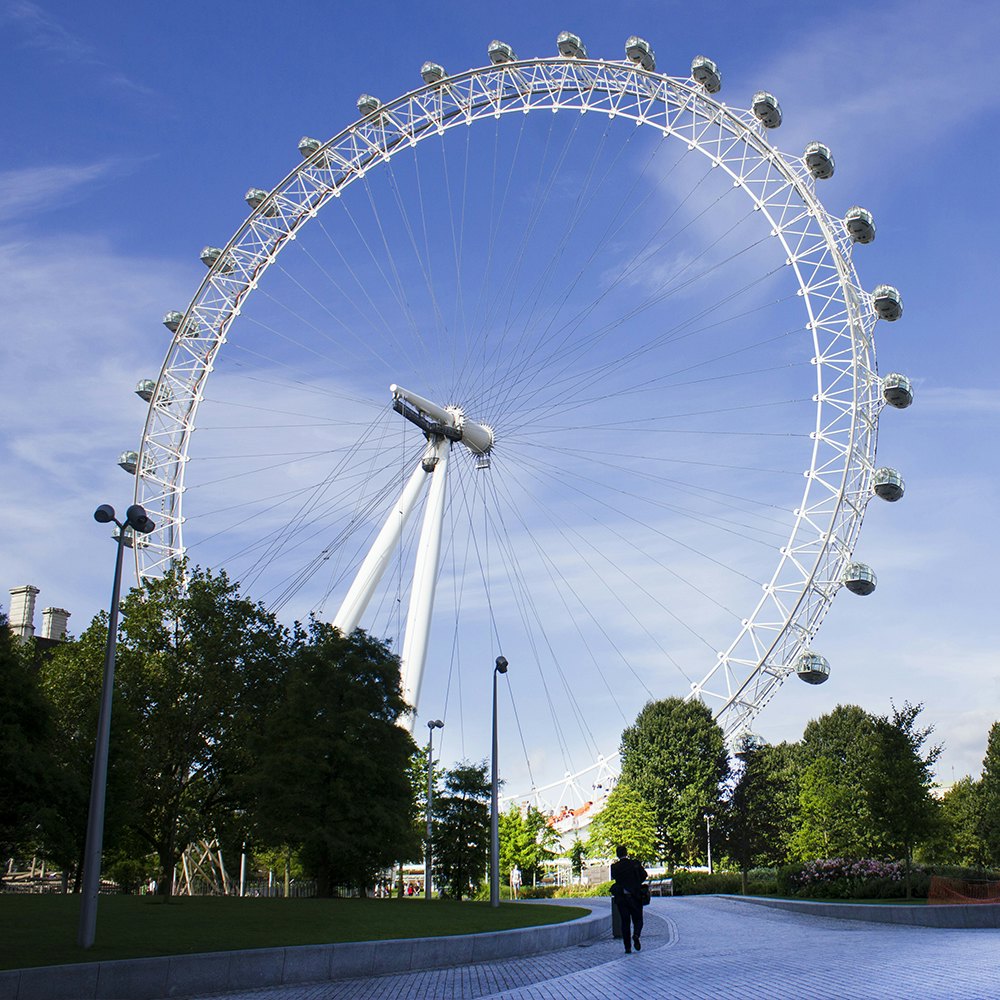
[
  {"xmin": 332, "ymin": 454, "xmax": 432, "ymax": 634},
  {"xmin": 400, "ymin": 436, "xmax": 450, "ymax": 729}
]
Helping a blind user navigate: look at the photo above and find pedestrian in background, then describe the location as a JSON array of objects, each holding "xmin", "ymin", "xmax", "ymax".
[{"xmin": 510, "ymin": 864, "xmax": 522, "ymax": 901}]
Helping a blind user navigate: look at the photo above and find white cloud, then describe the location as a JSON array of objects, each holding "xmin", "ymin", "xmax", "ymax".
[
  {"xmin": 748, "ymin": 2, "xmax": 1000, "ymax": 165},
  {"xmin": 3, "ymin": 1, "xmax": 158, "ymax": 101},
  {"xmin": 915, "ymin": 385, "xmax": 1000, "ymax": 415},
  {"xmin": 0, "ymin": 162, "xmax": 127, "ymax": 223},
  {"xmin": 2, "ymin": 1, "xmax": 93, "ymax": 61},
  {"xmin": 0, "ymin": 230, "xmax": 192, "ymax": 630}
]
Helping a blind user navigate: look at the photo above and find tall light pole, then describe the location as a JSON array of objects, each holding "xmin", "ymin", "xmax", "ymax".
[
  {"xmin": 705, "ymin": 813, "xmax": 714, "ymax": 875},
  {"xmin": 425, "ymin": 719, "xmax": 443, "ymax": 900},
  {"xmin": 490, "ymin": 655, "xmax": 508, "ymax": 908},
  {"xmin": 78, "ymin": 503, "xmax": 155, "ymax": 949}
]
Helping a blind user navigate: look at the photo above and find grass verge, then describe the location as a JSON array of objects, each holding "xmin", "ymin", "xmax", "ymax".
[{"xmin": 1, "ymin": 895, "xmax": 591, "ymax": 971}]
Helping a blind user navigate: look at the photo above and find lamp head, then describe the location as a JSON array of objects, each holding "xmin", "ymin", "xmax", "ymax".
[
  {"xmin": 427, "ymin": 719, "xmax": 444, "ymax": 730},
  {"xmin": 495, "ymin": 655, "xmax": 508, "ymax": 674},
  {"xmin": 125, "ymin": 504, "xmax": 156, "ymax": 534},
  {"xmin": 94, "ymin": 504, "xmax": 116, "ymax": 524}
]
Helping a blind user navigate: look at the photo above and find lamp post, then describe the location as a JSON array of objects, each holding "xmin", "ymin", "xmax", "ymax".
[
  {"xmin": 705, "ymin": 813, "xmax": 714, "ymax": 875},
  {"xmin": 78, "ymin": 503, "xmax": 155, "ymax": 949},
  {"xmin": 490, "ymin": 655, "xmax": 508, "ymax": 908},
  {"xmin": 425, "ymin": 719, "xmax": 443, "ymax": 900}
]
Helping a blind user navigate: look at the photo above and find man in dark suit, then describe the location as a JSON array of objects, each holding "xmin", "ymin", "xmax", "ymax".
[{"xmin": 610, "ymin": 844, "xmax": 648, "ymax": 953}]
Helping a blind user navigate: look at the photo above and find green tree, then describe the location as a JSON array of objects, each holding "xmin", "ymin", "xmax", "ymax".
[
  {"xmin": 432, "ymin": 760, "xmax": 490, "ymax": 900},
  {"xmin": 37, "ymin": 613, "xmax": 140, "ymax": 888},
  {"xmin": 864, "ymin": 702, "xmax": 942, "ymax": 896},
  {"xmin": 585, "ymin": 783, "xmax": 657, "ymax": 864},
  {"xmin": 565, "ymin": 836, "xmax": 586, "ymax": 880},
  {"xmin": 247, "ymin": 622, "xmax": 417, "ymax": 896},
  {"xmin": 792, "ymin": 756, "xmax": 862, "ymax": 859},
  {"xmin": 619, "ymin": 698, "xmax": 728, "ymax": 870},
  {"xmin": 121, "ymin": 567, "xmax": 290, "ymax": 894},
  {"xmin": 721, "ymin": 735, "xmax": 800, "ymax": 887},
  {"xmin": 499, "ymin": 803, "xmax": 559, "ymax": 886},
  {"xmin": 791, "ymin": 704, "xmax": 878, "ymax": 860},
  {"xmin": 920, "ymin": 777, "xmax": 986, "ymax": 868},
  {"xmin": 978, "ymin": 722, "xmax": 1000, "ymax": 867},
  {"xmin": 41, "ymin": 565, "xmax": 289, "ymax": 894},
  {"xmin": 0, "ymin": 614, "xmax": 57, "ymax": 869}
]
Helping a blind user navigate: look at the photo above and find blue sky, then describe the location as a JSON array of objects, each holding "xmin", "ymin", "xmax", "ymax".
[{"xmin": 3, "ymin": 0, "xmax": 1000, "ymax": 801}]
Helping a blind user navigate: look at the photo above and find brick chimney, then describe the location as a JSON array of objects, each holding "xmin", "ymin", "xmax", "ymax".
[{"xmin": 8, "ymin": 585, "xmax": 40, "ymax": 641}]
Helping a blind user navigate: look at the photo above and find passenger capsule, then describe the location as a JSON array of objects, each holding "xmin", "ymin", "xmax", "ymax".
[
  {"xmin": 163, "ymin": 311, "xmax": 197, "ymax": 338},
  {"xmin": 113, "ymin": 525, "xmax": 135, "ymax": 549},
  {"xmin": 752, "ymin": 91, "xmax": 782, "ymax": 128},
  {"xmin": 625, "ymin": 36, "xmax": 656, "ymax": 71},
  {"xmin": 200, "ymin": 246, "xmax": 222, "ymax": 267},
  {"xmin": 804, "ymin": 142, "xmax": 835, "ymax": 180},
  {"xmin": 691, "ymin": 55, "xmax": 721, "ymax": 93},
  {"xmin": 200, "ymin": 246, "xmax": 234, "ymax": 274},
  {"xmin": 843, "ymin": 562, "xmax": 877, "ymax": 596},
  {"xmin": 135, "ymin": 379, "xmax": 156, "ymax": 403},
  {"xmin": 421, "ymin": 61, "xmax": 445, "ymax": 84},
  {"xmin": 118, "ymin": 451, "xmax": 139, "ymax": 475},
  {"xmin": 872, "ymin": 284, "xmax": 903, "ymax": 321},
  {"xmin": 557, "ymin": 31, "xmax": 587, "ymax": 58},
  {"xmin": 845, "ymin": 206, "xmax": 876, "ymax": 244},
  {"xmin": 488, "ymin": 40, "xmax": 517, "ymax": 64},
  {"xmin": 357, "ymin": 94, "xmax": 382, "ymax": 117},
  {"xmin": 796, "ymin": 651, "xmax": 831, "ymax": 685},
  {"xmin": 162, "ymin": 310, "xmax": 183, "ymax": 333},
  {"xmin": 298, "ymin": 136, "xmax": 322, "ymax": 159},
  {"xmin": 881, "ymin": 372, "xmax": 914, "ymax": 409},
  {"xmin": 245, "ymin": 188, "xmax": 278, "ymax": 217},
  {"xmin": 873, "ymin": 467, "xmax": 905, "ymax": 502}
]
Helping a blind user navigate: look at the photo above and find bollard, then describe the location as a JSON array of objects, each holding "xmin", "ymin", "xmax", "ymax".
[{"xmin": 611, "ymin": 899, "xmax": 622, "ymax": 938}]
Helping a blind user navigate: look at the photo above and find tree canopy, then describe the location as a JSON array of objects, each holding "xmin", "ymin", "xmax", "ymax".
[
  {"xmin": 977, "ymin": 722, "xmax": 1000, "ymax": 867},
  {"xmin": 721, "ymin": 735, "xmax": 800, "ymax": 874},
  {"xmin": 246, "ymin": 621, "xmax": 417, "ymax": 895},
  {"xmin": 499, "ymin": 803, "xmax": 559, "ymax": 885},
  {"xmin": 432, "ymin": 760, "xmax": 490, "ymax": 900},
  {"xmin": 585, "ymin": 783, "xmax": 657, "ymax": 864},
  {"xmin": 619, "ymin": 697, "xmax": 728, "ymax": 869},
  {"xmin": 0, "ymin": 614, "xmax": 57, "ymax": 867}
]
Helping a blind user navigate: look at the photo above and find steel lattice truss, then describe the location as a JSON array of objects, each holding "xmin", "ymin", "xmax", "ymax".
[{"xmin": 134, "ymin": 54, "xmax": 885, "ymax": 746}]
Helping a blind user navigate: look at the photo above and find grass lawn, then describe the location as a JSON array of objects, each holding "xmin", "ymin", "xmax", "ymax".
[{"xmin": 1, "ymin": 894, "xmax": 591, "ymax": 971}]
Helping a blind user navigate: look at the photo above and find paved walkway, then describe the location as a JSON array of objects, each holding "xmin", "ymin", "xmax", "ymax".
[{"xmin": 186, "ymin": 896, "xmax": 1000, "ymax": 1000}]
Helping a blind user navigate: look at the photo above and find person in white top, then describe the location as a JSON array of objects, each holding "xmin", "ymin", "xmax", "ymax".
[{"xmin": 510, "ymin": 864, "xmax": 522, "ymax": 900}]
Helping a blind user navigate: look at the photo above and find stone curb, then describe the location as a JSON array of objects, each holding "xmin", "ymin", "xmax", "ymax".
[
  {"xmin": 721, "ymin": 894, "xmax": 1000, "ymax": 928},
  {"xmin": 0, "ymin": 900, "xmax": 609, "ymax": 1000}
]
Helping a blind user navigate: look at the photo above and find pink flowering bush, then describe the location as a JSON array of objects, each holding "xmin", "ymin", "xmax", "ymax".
[{"xmin": 786, "ymin": 858, "xmax": 908, "ymax": 899}]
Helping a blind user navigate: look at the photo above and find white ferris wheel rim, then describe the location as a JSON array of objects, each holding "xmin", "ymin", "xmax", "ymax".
[{"xmin": 133, "ymin": 51, "xmax": 884, "ymax": 758}]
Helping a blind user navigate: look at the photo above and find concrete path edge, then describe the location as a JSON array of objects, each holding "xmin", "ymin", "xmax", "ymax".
[
  {"xmin": 722, "ymin": 894, "xmax": 1000, "ymax": 928},
  {"xmin": 0, "ymin": 901, "xmax": 609, "ymax": 1000}
]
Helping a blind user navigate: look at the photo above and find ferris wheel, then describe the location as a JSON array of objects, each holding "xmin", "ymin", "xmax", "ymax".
[{"xmin": 124, "ymin": 34, "xmax": 911, "ymax": 801}]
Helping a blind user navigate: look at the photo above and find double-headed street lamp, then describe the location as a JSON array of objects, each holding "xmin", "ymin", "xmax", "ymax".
[
  {"xmin": 425, "ymin": 718, "xmax": 444, "ymax": 900},
  {"xmin": 490, "ymin": 655, "xmax": 508, "ymax": 908},
  {"xmin": 77, "ymin": 503, "xmax": 155, "ymax": 949}
]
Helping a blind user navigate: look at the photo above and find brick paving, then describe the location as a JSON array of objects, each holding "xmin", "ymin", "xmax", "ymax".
[{"xmin": 185, "ymin": 896, "xmax": 1000, "ymax": 1000}]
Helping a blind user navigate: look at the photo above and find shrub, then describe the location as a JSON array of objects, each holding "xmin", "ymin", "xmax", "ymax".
[
  {"xmin": 553, "ymin": 881, "xmax": 612, "ymax": 898},
  {"xmin": 670, "ymin": 871, "xmax": 743, "ymax": 896},
  {"xmin": 781, "ymin": 858, "xmax": 917, "ymax": 899},
  {"xmin": 519, "ymin": 885, "xmax": 557, "ymax": 899}
]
